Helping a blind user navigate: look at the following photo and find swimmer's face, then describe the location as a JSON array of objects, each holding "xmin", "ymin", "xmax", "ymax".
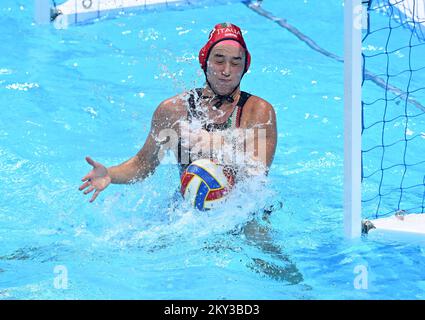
[{"xmin": 206, "ymin": 41, "xmax": 246, "ymax": 96}]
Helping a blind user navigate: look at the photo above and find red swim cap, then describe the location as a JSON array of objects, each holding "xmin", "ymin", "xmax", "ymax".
[{"xmin": 199, "ymin": 23, "xmax": 251, "ymax": 74}]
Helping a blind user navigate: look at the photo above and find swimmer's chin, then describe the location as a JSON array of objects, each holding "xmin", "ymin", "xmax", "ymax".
[{"xmin": 212, "ymin": 86, "xmax": 235, "ymax": 96}]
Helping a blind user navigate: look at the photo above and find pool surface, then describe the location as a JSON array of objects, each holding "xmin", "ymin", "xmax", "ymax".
[{"xmin": 1, "ymin": 0, "xmax": 425, "ymax": 299}]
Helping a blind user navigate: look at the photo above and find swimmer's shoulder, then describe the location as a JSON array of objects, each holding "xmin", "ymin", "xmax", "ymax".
[
  {"xmin": 153, "ymin": 91, "xmax": 193, "ymax": 124},
  {"xmin": 243, "ymin": 94, "xmax": 274, "ymax": 112},
  {"xmin": 240, "ymin": 94, "xmax": 276, "ymax": 126},
  {"xmin": 157, "ymin": 93, "xmax": 187, "ymax": 114}
]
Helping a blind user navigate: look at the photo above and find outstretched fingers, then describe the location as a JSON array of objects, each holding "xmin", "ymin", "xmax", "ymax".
[
  {"xmin": 79, "ymin": 180, "xmax": 91, "ymax": 191},
  {"xmin": 81, "ymin": 156, "xmax": 107, "ymax": 203},
  {"xmin": 79, "ymin": 181, "xmax": 102, "ymax": 203},
  {"xmin": 85, "ymin": 156, "xmax": 99, "ymax": 168},
  {"xmin": 83, "ymin": 185, "xmax": 95, "ymax": 195},
  {"xmin": 81, "ymin": 156, "xmax": 97, "ymax": 182},
  {"xmin": 81, "ymin": 171, "xmax": 94, "ymax": 182},
  {"xmin": 90, "ymin": 190, "xmax": 100, "ymax": 203}
]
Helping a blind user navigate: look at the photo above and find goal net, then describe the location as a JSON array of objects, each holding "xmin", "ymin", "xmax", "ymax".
[{"xmin": 361, "ymin": 0, "xmax": 425, "ymax": 220}]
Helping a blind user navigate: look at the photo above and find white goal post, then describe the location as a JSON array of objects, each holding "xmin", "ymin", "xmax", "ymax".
[{"xmin": 344, "ymin": 0, "xmax": 363, "ymax": 239}]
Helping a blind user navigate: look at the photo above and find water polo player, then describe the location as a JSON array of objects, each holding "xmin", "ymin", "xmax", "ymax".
[{"xmin": 79, "ymin": 22, "xmax": 277, "ymax": 204}]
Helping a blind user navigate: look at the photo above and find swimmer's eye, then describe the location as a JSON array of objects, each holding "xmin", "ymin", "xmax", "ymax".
[{"xmin": 212, "ymin": 57, "xmax": 242, "ymax": 66}]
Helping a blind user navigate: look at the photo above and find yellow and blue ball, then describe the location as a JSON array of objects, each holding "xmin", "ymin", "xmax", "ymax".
[{"xmin": 180, "ymin": 159, "xmax": 234, "ymax": 211}]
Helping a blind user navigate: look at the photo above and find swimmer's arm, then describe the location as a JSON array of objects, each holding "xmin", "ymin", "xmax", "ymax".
[
  {"xmin": 206, "ymin": 102, "xmax": 276, "ymax": 176},
  {"xmin": 107, "ymin": 101, "xmax": 176, "ymax": 184},
  {"xmin": 244, "ymin": 101, "xmax": 277, "ymax": 175},
  {"xmin": 107, "ymin": 136, "xmax": 160, "ymax": 184}
]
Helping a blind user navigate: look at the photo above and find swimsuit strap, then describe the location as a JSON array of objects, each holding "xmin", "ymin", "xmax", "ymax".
[{"xmin": 235, "ymin": 91, "xmax": 252, "ymax": 128}]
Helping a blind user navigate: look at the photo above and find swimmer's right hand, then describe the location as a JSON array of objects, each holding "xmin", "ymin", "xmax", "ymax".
[{"xmin": 79, "ymin": 156, "xmax": 111, "ymax": 203}]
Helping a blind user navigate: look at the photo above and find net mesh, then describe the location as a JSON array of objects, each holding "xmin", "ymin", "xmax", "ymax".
[{"xmin": 361, "ymin": 0, "xmax": 425, "ymax": 218}]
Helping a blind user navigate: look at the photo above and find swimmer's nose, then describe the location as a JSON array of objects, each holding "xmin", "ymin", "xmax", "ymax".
[{"xmin": 222, "ymin": 63, "xmax": 231, "ymax": 77}]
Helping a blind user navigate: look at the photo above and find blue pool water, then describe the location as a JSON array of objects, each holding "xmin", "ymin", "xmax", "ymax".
[{"xmin": 1, "ymin": 0, "xmax": 425, "ymax": 299}]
